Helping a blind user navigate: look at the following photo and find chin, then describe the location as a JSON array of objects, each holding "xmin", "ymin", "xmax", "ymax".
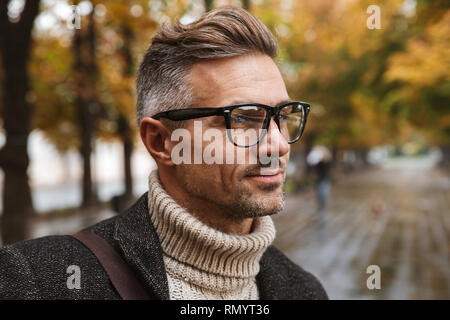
[
  {"xmin": 236, "ymin": 192, "xmax": 285, "ymax": 218},
  {"xmin": 259, "ymin": 182, "xmax": 283, "ymax": 192}
]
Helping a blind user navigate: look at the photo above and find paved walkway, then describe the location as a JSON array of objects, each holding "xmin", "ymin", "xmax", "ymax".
[{"xmin": 273, "ymin": 166, "xmax": 450, "ymax": 299}]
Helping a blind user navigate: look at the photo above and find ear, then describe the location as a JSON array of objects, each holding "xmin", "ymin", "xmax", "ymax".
[{"xmin": 140, "ymin": 117, "xmax": 174, "ymax": 166}]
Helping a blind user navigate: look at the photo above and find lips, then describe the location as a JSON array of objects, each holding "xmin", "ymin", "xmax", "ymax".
[
  {"xmin": 246, "ymin": 169, "xmax": 283, "ymax": 184},
  {"xmin": 257, "ymin": 168, "xmax": 282, "ymax": 176}
]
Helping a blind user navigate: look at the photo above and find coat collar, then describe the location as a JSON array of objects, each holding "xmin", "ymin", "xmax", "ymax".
[
  {"xmin": 112, "ymin": 191, "xmax": 283, "ymax": 300},
  {"xmin": 256, "ymin": 247, "xmax": 290, "ymax": 299},
  {"xmin": 113, "ymin": 192, "xmax": 170, "ymax": 300}
]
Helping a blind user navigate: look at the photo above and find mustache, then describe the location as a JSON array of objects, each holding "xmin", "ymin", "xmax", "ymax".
[{"xmin": 242, "ymin": 159, "xmax": 286, "ymax": 177}]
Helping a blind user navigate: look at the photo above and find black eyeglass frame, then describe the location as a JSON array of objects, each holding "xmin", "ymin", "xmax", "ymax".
[{"xmin": 152, "ymin": 101, "xmax": 311, "ymax": 148}]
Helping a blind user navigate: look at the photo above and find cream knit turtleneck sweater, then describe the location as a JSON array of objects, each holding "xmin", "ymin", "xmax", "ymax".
[{"xmin": 147, "ymin": 170, "xmax": 276, "ymax": 300}]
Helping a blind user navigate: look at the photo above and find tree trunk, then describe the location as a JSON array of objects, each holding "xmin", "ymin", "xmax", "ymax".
[
  {"xmin": 78, "ymin": 98, "xmax": 96, "ymax": 207},
  {"xmin": 119, "ymin": 23, "xmax": 134, "ymax": 201},
  {"xmin": 242, "ymin": 0, "xmax": 251, "ymax": 11},
  {"xmin": 123, "ymin": 134, "xmax": 133, "ymax": 199},
  {"xmin": 0, "ymin": 0, "xmax": 41, "ymax": 245},
  {"xmin": 73, "ymin": 11, "xmax": 98, "ymax": 208}
]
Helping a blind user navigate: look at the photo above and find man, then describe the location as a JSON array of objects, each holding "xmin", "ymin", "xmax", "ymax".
[{"xmin": 0, "ymin": 6, "xmax": 328, "ymax": 300}]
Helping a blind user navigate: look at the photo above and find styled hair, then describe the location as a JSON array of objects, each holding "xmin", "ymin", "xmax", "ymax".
[{"xmin": 136, "ymin": 6, "xmax": 278, "ymax": 125}]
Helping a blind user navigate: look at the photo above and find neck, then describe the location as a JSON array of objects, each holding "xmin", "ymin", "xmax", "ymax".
[
  {"xmin": 147, "ymin": 169, "xmax": 276, "ymax": 297},
  {"xmin": 158, "ymin": 167, "xmax": 254, "ymax": 235}
]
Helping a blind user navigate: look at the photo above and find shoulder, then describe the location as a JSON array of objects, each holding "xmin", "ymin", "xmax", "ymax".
[
  {"xmin": 0, "ymin": 241, "xmax": 42, "ymax": 299},
  {"xmin": 258, "ymin": 245, "xmax": 329, "ymax": 300},
  {"xmin": 0, "ymin": 216, "xmax": 120, "ymax": 299},
  {"xmin": 6, "ymin": 213, "xmax": 118, "ymax": 263}
]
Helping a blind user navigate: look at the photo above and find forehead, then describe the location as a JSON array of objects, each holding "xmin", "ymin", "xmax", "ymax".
[{"xmin": 187, "ymin": 54, "xmax": 289, "ymax": 107}]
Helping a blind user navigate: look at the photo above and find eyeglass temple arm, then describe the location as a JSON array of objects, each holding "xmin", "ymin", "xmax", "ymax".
[{"xmin": 153, "ymin": 108, "xmax": 224, "ymax": 121}]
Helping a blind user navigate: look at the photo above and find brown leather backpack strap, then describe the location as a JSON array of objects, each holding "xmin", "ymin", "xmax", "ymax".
[{"xmin": 71, "ymin": 230, "xmax": 151, "ymax": 300}]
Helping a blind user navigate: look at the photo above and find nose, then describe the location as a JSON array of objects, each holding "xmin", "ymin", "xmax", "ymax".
[{"xmin": 257, "ymin": 118, "xmax": 290, "ymax": 162}]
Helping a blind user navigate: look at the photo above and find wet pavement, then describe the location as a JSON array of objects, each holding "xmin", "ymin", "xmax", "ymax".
[{"xmin": 273, "ymin": 166, "xmax": 450, "ymax": 299}]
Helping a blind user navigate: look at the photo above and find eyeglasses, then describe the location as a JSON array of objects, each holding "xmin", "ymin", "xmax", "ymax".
[{"xmin": 153, "ymin": 101, "xmax": 311, "ymax": 148}]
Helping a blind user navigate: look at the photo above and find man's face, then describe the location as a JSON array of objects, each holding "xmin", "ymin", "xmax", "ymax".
[{"xmin": 171, "ymin": 53, "xmax": 290, "ymax": 219}]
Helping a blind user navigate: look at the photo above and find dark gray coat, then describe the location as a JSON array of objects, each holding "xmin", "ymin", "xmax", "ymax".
[{"xmin": 0, "ymin": 193, "xmax": 328, "ymax": 300}]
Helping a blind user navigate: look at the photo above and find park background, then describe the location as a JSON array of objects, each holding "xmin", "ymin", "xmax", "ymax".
[{"xmin": 0, "ymin": 0, "xmax": 449, "ymax": 299}]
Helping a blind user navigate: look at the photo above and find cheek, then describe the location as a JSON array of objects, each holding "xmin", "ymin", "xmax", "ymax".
[
  {"xmin": 177, "ymin": 121, "xmax": 263, "ymax": 192},
  {"xmin": 220, "ymin": 165, "xmax": 238, "ymax": 188},
  {"xmin": 284, "ymin": 150, "xmax": 290, "ymax": 162},
  {"xmin": 184, "ymin": 163, "xmax": 226, "ymax": 193}
]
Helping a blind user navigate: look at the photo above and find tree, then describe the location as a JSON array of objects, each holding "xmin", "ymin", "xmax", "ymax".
[
  {"xmin": 385, "ymin": 10, "xmax": 450, "ymax": 145},
  {"xmin": 118, "ymin": 22, "xmax": 135, "ymax": 201},
  {"xmin": 94, "ymin": 1, "xmax": 158, "ymax": 206},
  {"xmin": 72, "ymin": 9, "xmax": 100, "ymax": 207},
  {"xmin": 253, "ymin": 0, "xmax": 436, "ymax": 154},
  {"xmin": 29, "ymin": 1, "xmax": 185, "ymax": 212},
  {"xmin": 242, "ymin": 0, "xmax": 251, "ymax": 11},
  {"xmin": 205, "ymin": 0, "xmax": 214, "ymax": 12},
  {"xmin": 0, "ymin": 0, "xmax": 41, "ymax": 245}
]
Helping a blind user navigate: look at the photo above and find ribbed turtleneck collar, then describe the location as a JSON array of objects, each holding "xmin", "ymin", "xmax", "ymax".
[{"xmin": 147, "ymin": 170, "xmax": 276, "ymax": 292}]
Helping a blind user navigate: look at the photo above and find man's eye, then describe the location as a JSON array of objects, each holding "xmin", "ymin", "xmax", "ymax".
[{"xmin": 232, "ymin": 115, "xmax": 246, "ymax": 123}]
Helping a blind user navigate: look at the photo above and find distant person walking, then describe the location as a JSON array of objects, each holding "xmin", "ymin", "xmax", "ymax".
[{"xmin": 307, "ymin": 146, "xmax": 333, "ymax": 229}]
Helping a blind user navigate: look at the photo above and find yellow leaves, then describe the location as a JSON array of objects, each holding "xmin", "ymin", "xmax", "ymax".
[
  {"xmin": 386, "ymin": 10, "xmax": 450, "ymax": 87},
  {"xmin": 387, "ymin": 41, "xmax": 449, "ymax": 87},
  {"xmin": 438, "ymin": 114, "xmax": 450, "ymax": 128},
  {"xmin": 252, "ymin": 0, "xmax": 449, "ymax": 147},
  {"xmin": 24, "ymin": 0, "xmax": 449, "ymax": 151},
  {"xmin": 99, "ymin": 56, "xmax": 135, "ymax": 112},
  {"xmin": 383, "ymin": 9, "xmax": 450, "ymax": 144},
  {"xmin": 351, "ymin": 92, "xmax": 376, "ymax": 122},
  {"xmin": 349, "ymin": 92, "xmax": 388, "ymax": 146}
]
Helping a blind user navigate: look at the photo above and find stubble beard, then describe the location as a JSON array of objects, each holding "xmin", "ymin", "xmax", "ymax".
[
  {"xmin": 181, "ymin": 170, "xmax": 286, "ymax": 220},
  {"xmin": 228, "ymin": 181, "xmax": 286, "ymax": 219}
]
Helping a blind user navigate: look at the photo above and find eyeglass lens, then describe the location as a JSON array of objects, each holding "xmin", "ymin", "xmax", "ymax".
[{"xmin": 228, "ymin": 104, "xmax": 305, "ymax": 147}]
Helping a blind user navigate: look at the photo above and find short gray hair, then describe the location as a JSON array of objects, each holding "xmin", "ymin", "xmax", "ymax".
[{"xmin": 136, "ymin": 6, "xmax": 278, "ymax": 125}]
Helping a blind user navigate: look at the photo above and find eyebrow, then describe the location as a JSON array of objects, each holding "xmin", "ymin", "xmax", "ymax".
[
  {"xmin": 275, "ymin": 99, "xmax": 293, "ymax": 107},
  {"xmin": 226, "ymin": 98, "xmax": 293, "ymax": 107}
]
